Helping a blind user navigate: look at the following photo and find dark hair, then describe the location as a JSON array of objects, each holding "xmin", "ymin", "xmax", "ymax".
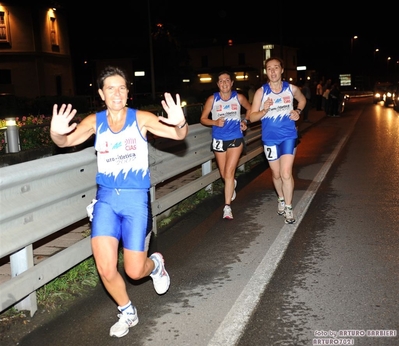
[
  {"xmin": 265, "ymin": 57, "xmax": 284, "ymax": 69},
  {"xmin": 217, "ymin": 70, "xmax": 235, "ymax": 81},
  {"xmin": 97, "ymin": 66, "xmax": 130, "ymax": 90}
]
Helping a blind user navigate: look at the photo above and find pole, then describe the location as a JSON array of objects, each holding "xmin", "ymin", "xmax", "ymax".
[
  {"xmin": 5, "ymin": 117, "xmax": 20, "ymax": 153},
  {"xmin": 147, "ymin": 0, "xmax": 156, "ymax": 101}
]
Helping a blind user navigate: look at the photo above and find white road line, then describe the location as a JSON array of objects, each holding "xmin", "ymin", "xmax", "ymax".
[{"xmin": 208, "ymin": 115, "xmax": 358, "ymax": 346}]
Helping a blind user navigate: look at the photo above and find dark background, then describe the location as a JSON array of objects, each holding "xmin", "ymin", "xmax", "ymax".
[
  {"xmin": 65, "ymin": 1, "xmax": 398, "ymax": 70},
  {"xmin": 13, "ymin": 1, "xmax": 399, "ymax": 94}
]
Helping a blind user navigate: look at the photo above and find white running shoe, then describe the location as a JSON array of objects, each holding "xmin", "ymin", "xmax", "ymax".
[
  {"xmin": 109, "ymin": 306, "xmax": 139, "ymax": 338},
  {"xmin": 150, "ymin": 252, "xmax": 170, "ymax": 295},
  {"xmin": 223, "ymin": 205, "xmax": 233, "ymax": 219},
  {"xmin": 284, "ymin": 206, "xmax": 296, "ymax": 224},
  {"xmin": 231, "ymin": 179, "xmax": 237, "ymax": 201},
  {"xmin": 277, "ymin": 198, "xmax": 285, "ymax": 215}
]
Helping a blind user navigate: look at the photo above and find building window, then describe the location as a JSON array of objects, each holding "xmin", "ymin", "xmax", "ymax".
[
  {"xmin": 201, "ymin": 56, "xmax": 208, "ymax": 68},
  {"xmin": 0, "ymin": 10, "xmax": 11, "ymax": 44},
  {"xmin": 235, "ymin": 72, "xmax": 248, "ymax": 82},
  {"xmin": 238, "ymin": 53, "xmax": 245, "ymax": 65},
  {"xmin": 198, "ymin": 73, "xmax": 212, "ymax": 83}
]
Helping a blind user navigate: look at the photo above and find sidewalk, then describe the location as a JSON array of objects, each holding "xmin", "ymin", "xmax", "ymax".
[{"xmin": 0, "ymin": 107, "xmax": 327, "ymax": 286}]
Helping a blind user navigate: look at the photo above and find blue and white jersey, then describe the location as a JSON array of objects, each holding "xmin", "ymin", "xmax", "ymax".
[
  {"xmin": 260, "ymin": 81, "xmax": 297, "ymax": 145},
  {"xmin": 211, "ymin": 91, "xmax": 243, "ymax": 141},
  {"xmin": 94, "ymin": 108, "xmax": 150, "ymax": 189}
]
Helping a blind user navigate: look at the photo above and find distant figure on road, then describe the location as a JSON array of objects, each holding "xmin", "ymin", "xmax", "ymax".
[
  {"xmin": 250, "ymin": 57, "xmax": 306, "ymax": 224},
  {"xmin": 300, "ymin": 81, "xmax": 312, "ymax": 122},
  {"xmin": 50, "ymin": 66, "xmax": 188, "ymax": 338},
  {"xmin": 328, "ymin": 83, "xmax": 341, "ymax": 117},
  {"xmin": 316, "ymin": 80, "xmax": 323, "ymax": 111},
  {"xmin": 200, "ymin": 71, "xmax": 251, "ymax": 220}
]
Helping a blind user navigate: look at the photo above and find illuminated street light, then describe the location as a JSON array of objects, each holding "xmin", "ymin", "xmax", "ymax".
[
  {"xmin": 350, "ymin": 36, "xmax": 358, "ymax": 75},
  {"xmin": 387, "ymin": 57, "xmax": 392, "ymax": 79},
  {"xmin": 351, "ymin": 35, "xmax": 358, "ymax": 53}
]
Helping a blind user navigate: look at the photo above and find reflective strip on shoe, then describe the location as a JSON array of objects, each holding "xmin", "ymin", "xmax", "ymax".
[
  {"xmin": 110, "ymin": 308, "xmax": 139, "ymax": 338},
  {"xmin": 150, "ymin": 252, "xmax": 170, "ymax": 295}
]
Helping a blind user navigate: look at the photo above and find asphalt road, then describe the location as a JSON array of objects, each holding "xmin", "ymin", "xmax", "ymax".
[{"xmin": 2, "ymin": 98, "xmax": 398, "ymax": 346}]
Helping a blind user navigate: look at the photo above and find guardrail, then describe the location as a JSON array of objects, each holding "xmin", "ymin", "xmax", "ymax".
[{"xmin": 0, "ymin": 123, "xmax": 263, "ymax": 317}]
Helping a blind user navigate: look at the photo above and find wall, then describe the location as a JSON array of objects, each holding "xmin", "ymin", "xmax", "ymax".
[{"xmin": 0, "ymin": 3, "xmax": 74, "ymax": 98}]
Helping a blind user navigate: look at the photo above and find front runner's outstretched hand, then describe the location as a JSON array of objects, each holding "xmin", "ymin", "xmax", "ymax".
[
  {"xmin": 159, "ymin": 93, "xmax": 185, "ymax": 126},
  {"xmin": 51, "ymin": 104, "xmax": 78, "ymax": 135}
]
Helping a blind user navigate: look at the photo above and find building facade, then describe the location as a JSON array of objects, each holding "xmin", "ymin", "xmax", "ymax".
[
  {"xmin": 0, "ymin": 2, "xmax": 74, "ymax": 98},
  {"xmin": 184, "ymin": 40, "xmax": 299, "ymax": 97}
]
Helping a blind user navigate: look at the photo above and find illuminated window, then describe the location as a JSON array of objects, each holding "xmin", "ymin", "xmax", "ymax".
[
  {"xmin": 235, "ymin": 72, "xmax": 248, "ymax": 81},
  {"xmin": 198, "ymin": 74, "xmax": 212, "ymax": 83},
  {"xmin": 0, "ymin": 10, "xmax": 10, "ymax": 43}
]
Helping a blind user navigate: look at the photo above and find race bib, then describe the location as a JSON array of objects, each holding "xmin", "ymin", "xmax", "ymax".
[
  {"xmin": 212, "ymin": 138, "xmax": 224, "ymax": 152},
  {"xmin": 264, "ymin": 144, "xmax": 278, "ymax": 161}
]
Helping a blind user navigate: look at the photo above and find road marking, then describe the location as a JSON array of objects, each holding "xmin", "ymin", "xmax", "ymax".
[{"xmin": 208, "ymin": 114, "xmax": 358, "ymax": 346}]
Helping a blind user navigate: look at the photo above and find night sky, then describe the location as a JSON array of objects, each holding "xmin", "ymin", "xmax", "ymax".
[{"xmin": 34, "ymin": 0, "xmax": 394, "ymax": 93}]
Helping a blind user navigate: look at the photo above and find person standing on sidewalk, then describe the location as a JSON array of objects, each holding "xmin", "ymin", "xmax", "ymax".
[
  {"xmin": 250, "ymin": 57, "xmax": 306, "ymax": 224},
  {"xmin": 316, "ymin": 80, "xmax": 323, "ymax": 111},
  {"xmin": 300, "ymin": 80, "xmax": 311, "ymax": 122},
  {"xmin": 50, "ymin": 66, "xmax": 188, "ymax": 338},
  {"xmin": 200, "ymin": 71, "xmax": 251, "ymax": 220}
]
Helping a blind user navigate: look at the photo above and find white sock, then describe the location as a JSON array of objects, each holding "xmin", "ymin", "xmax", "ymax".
[{"xmin": 119, "ymin": 301, "xmax": 134, "ymax": 315}]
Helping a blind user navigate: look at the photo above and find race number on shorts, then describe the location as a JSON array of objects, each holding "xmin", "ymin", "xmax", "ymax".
[
  {"xmin": 212, "ymin": 138, "xmax": 224, "ymax": 152},
  {"xmin": 264, "ymin": 144, "xmax": 278, "ymax": 161}
]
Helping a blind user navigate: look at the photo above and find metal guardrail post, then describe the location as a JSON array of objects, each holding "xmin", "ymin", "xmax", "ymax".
[
  {"xmin": 10, "ymin": 244, "xmax": 37, "ymax": 316},
  {"xmin": 202, "ymin": 160, "xmax": 212, "ymax": 192}
]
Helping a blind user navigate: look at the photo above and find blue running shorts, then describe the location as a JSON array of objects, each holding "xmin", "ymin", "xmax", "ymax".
[
  {"xmin": 91, "ymin": 186, "xmax": 152, "ymax": 251},
  {"xmin": 263, "ymin": 138, "xmax": 297, "ymax": 161}
]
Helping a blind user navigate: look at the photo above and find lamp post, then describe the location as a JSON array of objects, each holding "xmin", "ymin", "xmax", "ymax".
[
  {"xmin": 387, "ymin": 57, "xmax": 391, "ymax": 80},
  {"xmin": 373, "ymin": 48, "xmax": 379, "ymax": 83},
  {"xmin": 5, "ymin": 117, "xmax": 20, "ymax": 153},
  {"xmin": 350, "ymin": 36, "xmax": 358, "ymax": 53},
  {"xmin": 350, "ymin": 36, "xmax": 358, "ymax": 75},
  {"xmin": 147, "ymin": 0, "xmax": 155, "ymax": 101}
]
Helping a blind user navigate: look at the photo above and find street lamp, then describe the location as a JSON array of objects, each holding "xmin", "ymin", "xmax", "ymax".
[
  {"xmin": 350, "ymin": 36, "xmax": 358, "ymax": 54},
  {"xmin": 350, "ymin": 36, "xmax": 358, "ymax": 75},
  {"xmin": 387, "ymin": 57, "xmax": 391, "ymax": 79}
]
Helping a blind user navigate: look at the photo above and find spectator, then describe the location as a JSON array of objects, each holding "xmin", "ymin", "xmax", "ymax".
[
  {"xmin": 301, "ymin": 81, "xmax": 312, "ymax": 122},
  {"xmin": 323, "ymin": 85, "xmax": 331, "ymax": 116},
  {"xmin": 316, "ymin": 80, "xmax": 323, "ymax": 111},
  {"xmin": 328, "ymin": 83, "xmax": 341, "ymax": 117}
]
